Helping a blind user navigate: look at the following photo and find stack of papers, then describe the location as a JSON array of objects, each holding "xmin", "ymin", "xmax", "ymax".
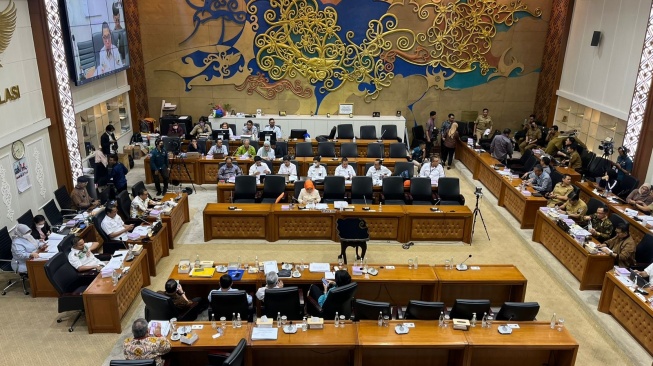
[
  {"xmin": 191, "ymin": 267, "xmax": 216, "ymax": 278},
  {"xmin": 251, "ymin": 327, "xmax": 278, "ymax": 340},
  {"xmin": 309, "ymin": 263, "xmax": 330, "ymax": 272},
  {"xmin": 263, "ymin": 261, "xmax": 278, "ymax": 274}
]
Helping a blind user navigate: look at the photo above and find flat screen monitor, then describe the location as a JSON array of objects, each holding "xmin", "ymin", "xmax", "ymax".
[
  {"xmin": 212, "ymin": 129, "xmax": 231, "ymax": 142},
  {"xmin": 495, "ymin": 302, "xmax": 540, "ymax": 321},
  {"xmin": 259, "ymin": 131, "xmax": 277, "ymax": 144},
  {"xmin": 448, "ymin": 299, "xmax": 491, "ymax": 321},
  {"xmin": 162, "ymin": 136, "xmax": 181, "ymax": 154},
  {"xmin": 290, "ymin": 129, "xmax": 308, "ymax": 139},
  {"xmin": 61, "ymin": 0, "xmax": 131, "ymax": 85}
]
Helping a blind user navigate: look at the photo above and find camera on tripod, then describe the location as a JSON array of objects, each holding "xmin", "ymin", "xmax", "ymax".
[
  {"xmin": 475, "ymin": 187, "xmax": 483, "ymax": 197},
  {"xmin": 598, "ymin": 137, "xmax": 614, "ymax": 156}
]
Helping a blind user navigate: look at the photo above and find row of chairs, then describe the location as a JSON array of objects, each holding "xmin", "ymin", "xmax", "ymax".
[
  {"xmin": 214, "ymin": 122, "xmax": 399, "ymax": 141},
  {"xmin": 294, "ymin": 141, "xmax": 407, "ymax": 158},
  {"xmin": 233, "ymin": 176, "xmax": 464, "ymax": 205}
]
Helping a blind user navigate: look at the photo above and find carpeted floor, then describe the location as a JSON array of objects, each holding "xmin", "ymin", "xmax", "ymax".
[{"xmin": 0, "ymin": 157, "xmax": 650, "ymax": 366}]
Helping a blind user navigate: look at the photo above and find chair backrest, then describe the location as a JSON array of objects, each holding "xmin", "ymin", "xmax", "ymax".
[
  {"xmin": 608, "ymin": 213, "xmax": 626, "ymax": 236},
  {"xmin": 437, "ymin": 177, "xmax": 460, "ymax": 199},
  {"xmin": 350, "ymin": 177, "xmax": 373, "ymax": 202},
  {"xmin": 262, "ymin": 175, "xmax": 286, "ymax": 199},
  {"xmin": 43, "ymin": 252, "xmax": 80, "ymax": 295},
  {"xmin": 382, "ymin": 176, "xmax": 404, "ymax": 197},
  {"xmin": 0, "ymin": 227, "xmax": 12, "ymax": 272},
  {"xmin": 263, "ymin": 286, "xmax": 303, "ymax": 320},
  {"xmin": 320, "ymin": 282, "xmax": 358, "ymax": 319},
  {"xmin": 54, "ymin": 185, "xmax": 73, "ymax": 210},
  {"xmin": 109, "ymin": 360, "xmax": 156, "ymax": 366},
  {"xmin": 295, "ymin": 142, "xmax": 314, "ymax": 157},
  {"xmin": 340, "ymin": 143, "xmax": 358, "ymax": 158},
  {"xmin": 17, "ymin": 210, "xmax": 34, "ymax": 228},
  {"xmin": 618, "ymin": 175, "xmax": 639, "ymax": 198},
  {"xmin": 586, "ymin": 197, "xmax": 603, "ymax": 216},
  {"xmin": 141, "ymin": 288, "xmax": 178, "ymax": 321},
  {"xmin": 353, "ymin": 299, "xmax": 391, "ymax": 320},
  {"xmin": 448, "ymin": 299, "xmax": 491, "ymax": 320},
  {"xmin": 389, "ymin": 143, "xmax": 406, "ymax": 158},
  {"xmin": 410, "ymin": 178, "xmax": 433, "ymax": 201},
  {"xmin": 580, "ymin": 150, "xmax": 595, "ymax": 170},
  {"xmin": 411, "ymin": 126, "xmax": 426, "ymax": 148},
  {"xmin": 360, "ymin": 125, "xmax": 377, "ymax": 140},
  {"xmin": 519, "ymin": 149, "xmax": 533, "ymax": 164},
  {"xmin": 116, "ymin": 190, "xmax": 132, "ymax": 219},
  {"xmin": 293, "ymin": 180, "xmax": 305, "ymax": 201},
  {"xmin": 275, "ymin": 141, "xmax": 288, "ymax": 157},
  {"xmin": 636, "ymin": 234, "xmax": 653, "ymax": 266},
  {"xmin": 234, "ymin": 175, "xmax": 257, "ymax": 202},
  {"xmin": 337, "ymin": 124, "xmax": 354, "ymax": 139},
  {"xmin": 404, "ymin": 300, "xmax": 445, "ymax": 320},
  {"xmin": 393, "ymin": 162, "xmax": 414, "ymax": 178},
  {"xmin": 43, "ymin": 199, "xmax": 63, "ymax": 226},
  {"xmin": 323, "ymin": 176, "xmax": 346, "ymax": 201},
  {"xmin": 210, "ymin": 290, "xmax": 249, "ymax": 321},
  {"xmin": 381, "ymin": 124, "xmax": 398, "ymax": 140},
  {"xmin": 131, "ymin": 181, "xmax": 146, "ymax": 199},
  {"xmin": 522, "ymin": 155, "xmax": 538, "ymax": 173},
  {"xmin": 57, "ymin": 234, "xmax": 76, "ymax": 255},
  {"xmin": 317, "ymin": 142, "xmax": 336, "ymax": 157},
  {"xmin": 588, "ymin": 157, "xmax": 612, "ymax": 177},
  {"xmin": 495, "ymin": 302, "xmax": 540, "ymax": 321},
  {"xmin": 92, "ymin": 211, "xmax": 112, "ymax": 244},
  {"xmin": 366, "ymin": 143, "xmax": 383, "ymax": 158},
  {"xmin": 550, "ymin": 169, "xmax": 563, "ymax": 189},
  {"xmin": 223, "ymin": 338, "xmax": 247, "ymax": 366},
  {"xmin": 364, "ymin": 162, "xmax": 375, "ymax": 175}
]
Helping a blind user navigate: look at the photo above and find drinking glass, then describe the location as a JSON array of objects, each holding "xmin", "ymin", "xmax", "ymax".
[
  {"xmin": 557, "ymin": 318, "xmax": 565, "ymax": 332},
  {"xmin": 444, "ymin": 259, "xmax": 451, "ymax": 270},
  {"xmin": 408, "ymin": 258, "xmax": 414, "ymax": 269},
  {"xmin": 211, "ymin": 321, "xmax": 217, "ymax": 332},
  {"xmin": 112, "ymin": 270, "xmax": 119, "ymax": 286},
  {"xmin": 169, "ymin": 318, "xmax": 177, "ymax": 333},
  {"xmin": 220, "ymin": 316, "xmax": 227, "ymax": 330},
  {"xmin": 281, "ymin": 315, "xmax": 288, "ymax": 326},
  {"xmin": 339, "ymin": 315, "xmax": 346, "ymax": 328},
  {"xmin": 338, "ymin": 256, "xmax": 344, "ymax": 267},
  {"xmin": 444, "ymin": 315, "xmax": 450, "ymax": 328},
  {"xmin": 382, "ymin": 316, "xmax": 390, "ymax": 327}
]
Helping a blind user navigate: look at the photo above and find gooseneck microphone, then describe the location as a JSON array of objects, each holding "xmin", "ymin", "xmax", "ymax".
[
  {"xmin": 378, "ymin": 129, "xmax": 386, "ymax": 142},
  {"xmin": 456, "ymin": 254, "xmax": 473, "ymax": 271},
  {"xmin": 363, "ymin": 195, "xmax": 370, "ymax": 211}
]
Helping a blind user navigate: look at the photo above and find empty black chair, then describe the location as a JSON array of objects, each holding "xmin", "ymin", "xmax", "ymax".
[
  {"xmin": 381, "ymin": 124, "xmax": 398, "ymax": 140},
  {"xmin": 337, "ymin": 124, "xmax": 354, "ymax": 139},
  {"xmin": 42, "ymin": 199, "xmax": 75, "ymax": 228},
  {"xmin": 317, "ymin": 142, "xmax": 336, "ymax": 157},
  {"xmin": 263, "ymin": 286, "xmax": 303, "ymax": 320},
  {"xmin": 407, "ymin": 177, "xmax": 436, "ymax": 205},
  {"xmin": 580, "ymin": 150, "xmax": 596, "ymax": 173},
  {"xmin": 336, "ymin": 218, "xmax": 369, "ymax": 264},
  {"xmin": 495, "ymin": 302, "xmax": 540, "ymax": 321},
  {"xmin": 17, "ymin": 210, "xmax": 34, "ymax": 228},
  {"xmin": 141, "ymin": 288, "xmax": 199, "ymax": 321},
  {"xmin": 411, "ymin": 126, "xmax": 426, "ymax": 149},
  {"xmin": 353, "ymin": 299, "xmax": 391, "ymax": 321},
  {"xmin": 393, "ymin": 162, "xmax": 414, "ymax": 178},
  {"xmin": 57, "ymin": 234, "xmax": 76, "ymax": 255},
  {"xmin": 0, "ymin": 226, "xmax": 29, "ymax": 295},
  {"xmin": 360, "ymin": 125, "xmax": 377, "ymax": 139},
  {"xmin": 91, "ymin": 210, "xmax": 126, "ymax": 254},
  {"xmin": 323, "ymin": 176, "xmax": 346, "ymax": 204},
  {"xmin": 274, "ymin": 141, "xmax": 288, "ymax": 157},
  {"xmin": 510, "ymin": 155, "xmax": 537, "ymax": 176},
  {"xmin": 550, "ymin": 169, "xmax": 563, "ymax": 189},
  {"xmin": 632, "ymin": 234, "xmax": 653, "ymax": 271},
  {"xmin": 207, "ymin": 338, "xmax": 247, "ymax": 366},
  {"xmin": 233, "ymin": 175, "xmax": 257, "ymax": 203},
  {"xmin": 403, "ymin": 300, "xmax": 445, "ymax": 320},
  {"xmin": 380, "ymin": 176, "xmax": 405, "ymax": 204},
  {"xmin": 366, "ymin": 143, "xmax": 383, "ymax": 158},
  {"xmin": 295, "ymin": 142, "xmax": 314, "ymax": 157},
  {"xmin": 307, "ymin": 282, "xmax": 358, "ymax": 319},
  {"xmin": 293, "ymin": 180, "xmax": 305, "ymax": 202},
  {"xmin": 54, "ymin": 185, "xmax": 74, "ymax": 211},
  {"xmin": 437, "ymin": 177, "xmax": 465, "ymax": 205},
  {"xmin": 364, "ymin": 162, "xmax": 375, "ymax": 176},
  {"xmin": 109, "ymin": 360, "xmax": 156, "ymax": 366},
  {"xmin": 340, "ymin": 143, "xmax": 358, "ymax": 158},
  {"xmin": 389, "ymin": 143, "xmax": 406, "ymax": 158},
  {"xmin": 44, "ymin": 252, "xmax": 93, "ymax": 331},
  {"xmin": 586, "ymin": 156, "xmax": 612, "ymax": 178},
  {"xmin": 448, "ymin": 299, "xmax": 491, "ymax": 320},
  {"xmin": 350, "ymin": 176, "xmax": 373, "ymax": 204},
  {"xmin": 209, "ymin": 290, "xmax": 250, "ymax": 321},
  {"xmin": 617, "ymin": 175, "xmax": 639, "ymax": 199},
  {"xmin": 257, "ymin": 175, "xmax": 286, "ymax": 203},
  {"xmin": 586, "ymin": 197, "xmax": 603, "ymax": 215},
  {"xmin": 508, "ymin": 149, "xmax": 533, "ymax": 169},
  {"xmin": 116, "ymin": 190, "xmax": 132, "ymax": 219}
]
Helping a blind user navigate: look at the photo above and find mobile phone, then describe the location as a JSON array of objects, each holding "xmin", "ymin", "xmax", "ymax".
[{"xmin": 322, "ymin": 278, "xmax": 329, "ymax": 286}]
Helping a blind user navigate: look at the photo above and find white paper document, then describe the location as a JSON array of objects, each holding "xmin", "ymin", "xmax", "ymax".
[
  {"xmin": 251, "ymin": 327, "xmax": 278, "ymax": 340},
  {"xmin": 132, "ymin": 226, "xmax": 149, "ymax": 236},
  {"xmin": 324, "ymin": 271, "xmax": 335, "ymax": 280},
  {"xmin": 263, "ymin": 261, "xmax": 279, "ymax": 274},
  {"xmin": 309, "ymin": 263, "xmax": 330, "ymax": 272}
]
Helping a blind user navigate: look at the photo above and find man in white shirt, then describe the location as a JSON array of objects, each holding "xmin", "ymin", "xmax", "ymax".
[
  {"xmin": 101, "ymin": 204, "xmax": 134, "ymax": 241},
  {"xmin": 241, "ymin": 120, "xmax": 258, "ymax": 137},
  {"xmin": 207, "ymin": 139, "xmax": 228, "ymax": 155},
  {"xmin": 208, "ymin": 274, "xmax": 252, "ymax": 305},
  {"xmin": 307, "ymin": 156, "xmax": 327, "ymax": 181},
  {"xmin": 256, "ymin": 141, "xmax": 275, "ymax": 160},
  {"xmin": 67, "ymin": 236, "xmax": 104, "ymax": 272},
  {"xmin": 256, "ymin": 271, "xmax": 284, "ymax": 301},
  {"xmin": 249, "ymin": 156, "xmax": 271, "ymax": 184},
  {"xmin": 131, "ymin": 188, "xmax": 160, "ymax": 218},
  {"xmin": 419, "ymin": 156, "xmax": 445, "ymax": 184},
  {"xmin": 277, "ymin": 156, "xmax": 297, "ymax": 175},
  {"xmin": 263, "ymin": 118, "xmax": 283, "ymax": 140},
  {"xmin": 97, "ymin": 22, "xmax": 122, "ymax": 75},
  {"xmin": 366, "ymin": 159, "xmax": 391, "ymax": 186},
  {"xmin": 334, "ymin": 157, "xmax": 356, "ymax": 181}
]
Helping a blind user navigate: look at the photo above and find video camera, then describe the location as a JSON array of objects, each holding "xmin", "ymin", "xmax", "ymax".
[
  {"xmin": 598, "ymin": 137, "xmax": 614, "ymax": 156},
  {"xmin": 475, "ymin": 187, "xmax": 483, "ymax": 197}
]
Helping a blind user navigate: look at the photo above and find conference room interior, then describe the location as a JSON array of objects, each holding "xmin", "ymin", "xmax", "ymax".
[{"xmin": 4, "ymin": 0, "xmax": 653, "ymax": 365}]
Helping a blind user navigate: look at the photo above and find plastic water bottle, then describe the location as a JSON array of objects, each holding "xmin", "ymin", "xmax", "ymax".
[
  {"xmin": 255, "ymin": 256, "xmax": 259, "ymax": 271},
  {"xmin": 438, "ymin": 311, "xmax": 445, "ymax": 327},
  {"xmin": 481, "ymin": 312, "xmax": 488, "ymax": 328},
  {"xmin": 471, "ymin": 313, "xmax": 477, "ymax": 327},
  {"xmin": 414, "ymin": 256, "xmax": 418, "ymax": 269},
  {"xmin": 378, "ymin": 202, "xmax": 382, "ymax": 212},
  {"xmin": 236, "ymin": 313, "xmax": 242, "ymax": 328},
  {"xmin": 302, "ymin": 316, "xmax": 308, "ymax": 331},
  {"xmin": 232, "ymin": 313, "xmax": 236, "ymax": 328},
  {"xmin": 300, "ymin": 258, "xmax": 304, "ymax": 271},
  {"xmin": 550, "ymin": 313, "xmax": 557, "ymax": 329},
  {"xmin": 334, "ymin": 312, "xmax": 340, "ymax": 327},
  {"xmin": 195, "ymin": 254, "xmax": 200, "ymax": 269},
  {"xmin": 353, "ymin": 136, "xmax": 356, "ymax": 143},
  {"xmin": 378, "ymin": 311, "xmax": 383, "ymax": 327},
  {"xmin": 237, "ymin": 255, "xmax": 241, "ymax": 269},
  {"xmin": 277, "ymin": 312, "xmax": 281, "ymax": 328}
]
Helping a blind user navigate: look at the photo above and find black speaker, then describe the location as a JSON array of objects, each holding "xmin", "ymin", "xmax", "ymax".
[{"xmin": 591, "ymin": 31, "xmax": 601, "ymax": 47}]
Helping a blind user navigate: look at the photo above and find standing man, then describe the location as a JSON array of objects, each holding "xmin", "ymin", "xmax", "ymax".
[
  {"xmin": 112, "ymin": 3, "xmax": 123, "ymax": 31},
  {"xmin": 474, "ymin": 108, "xmax": 493, "ymax": 141},
  {"xmin": 263, "ymin": 118, "xmax": 283, "ymax": 140},
  {"xmin": 150, "ymin": 138, "xmax": 170, "ymax": 196},
  {"xmin": 101, "ymin": 124, "xmax": 118, "ymax": 155},
  {"xmin": 490, "ymin": 128, "xmax": 513, "ymax": 165},
  {"xmin": 596, "ymin": 223, "xmax": 636, "ymax": 268},
  {"xmin": 614, "ymin": 146, "xmax": 633, "ymax": 181},
  {"xmin": 97, "ymin": 22, "xmax": 121, "ymax": 75},
  {"xmin": 217, "ymin": 157, "xmax": 242, "ymax": 181},
  {"xmin": 425, "ymin": 111, "xmax": 437, "ymax": 154},
  {"xmin": 440, "ymin": 113, "xmax": 455, "ymax": 147},
  {"xmin": 107, "ymin": 153, "xmax": 128, "ymax": 193},
  {"xmin": 70, "ymin": 176, "xmax": 100, "ymax": 211}
]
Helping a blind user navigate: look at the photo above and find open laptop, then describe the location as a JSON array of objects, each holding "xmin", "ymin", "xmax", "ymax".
[{"xmin": 212, "ymin": 152, "xmax": 225, "ymax": 159}]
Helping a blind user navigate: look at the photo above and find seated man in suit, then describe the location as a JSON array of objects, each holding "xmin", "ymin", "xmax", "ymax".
[
  {"xmin": 366, "ymin": 159, "xmax": 391, "ymax": 186},
  {"xmin": 256, "ymin": 271, "xmax": 284, "ymax": 302},
  {"xmin": 123, "ymin": 318, "xmax": 171, "ymax": 366},
  {"xmin": 277, "ymin": 156, "xmax": 297, "ymax": 176},
  {"xmin": 131, "ymin": 188, "xmax": 160, "ymax": 218},
  {"xmin": 208, "ymin": 274, "xmax": 252, "ymax": 306},
  {"xmin": 70, "ymin": 176, "xmax": 100, "ymax": 211},
  {"xmin": 67, "ymin": 236, "xmax": 104, "ymax": 273},
  {"xmin": 158, "ymin": 279, "xmax": 206, "ymax": 321},
  {"xmin": 101, "ymin": 204, "xmax": 134, "ymax": 241}
]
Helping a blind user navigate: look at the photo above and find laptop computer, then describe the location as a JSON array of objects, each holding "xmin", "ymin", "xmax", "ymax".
[
  {"xmin": 212, "ymin": 153, "xmax": 225, "ymax": 159},
  {"xmin": 185, "ymin": 152, "xmax": 200, "ymax": 159}
]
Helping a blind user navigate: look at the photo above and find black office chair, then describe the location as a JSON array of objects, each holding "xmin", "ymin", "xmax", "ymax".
[
  {"xmin": 340, "ymin": 143, "xmax": 358, "ymax": 158},
  {"xmin": 608, "ymin": 213, "xmax": 626, "ymax": 238},
  {"xmin": 508, "ymin": 149, "xmax": 533, "ymax": 169},
  {"xmin": 364, "ymin": 162, "xmax": 375, "ymax": 176},
  {"xmin": 54, "ymin": 185, "xmax": 75, "ymax": 211},
  {"xmin": 510, "ymin": 155, "xmax": 537, "ymax": 176},
  {"xmin": 209, "ymin": 290, "xmax": 251, "ymax": 321},
  {"xmin": 293, "ymin": 180, "xmax": 305, "ymax": 202},
  {"xmin": 262, "ymin": 286, "xmax": 303, "ymax": 320},
  {"xmin": 256, "ymin": 175, "xmax": 286, "ymax": 203},
  {"xmin": 579, "ymin": 150, "xmax": 596, "ymax": 174},
  {"xmin": 322, "ymin": 176, "xmax": 346, "ymax": 204},
  {"xmin": 274, "ymin": 141, "xmax": 288, "ymax": 157},
  {"xmin": 350, "ymin": 176, "xmax": 373, "ymax": 204},
  {"xmin": 448, "ymin": 299, "xmax": 491, "ymax": 320},
  {"xmin": 109, "ymin": 360, "xmax": 156, "ymax": 366},
  {"xmin": 406, "ymin": 178, "xmax": 436, "ymax": 205},
  {"xmin": 57, "ymin": 234, "xmax": 76, "ymax": 255},
  {"xmin": 91, "ymin": 211, "xmax": 126, "ymax": 255},
  {"xmin": 131, "ymin": 181, "xmax": 148, "ymax": 200},
  {"xmin": 495, "ymin": 302, "xmax": 540, "ymax": 321},
  {"xmin": 233, "ymin": 175, "xmax": 257, "ymax": 203},
  {"xmin": 336, "ymin": 218, "xmax": 369, "ymax": 264},
  {"xmin": 586, "ymin": 197, "xmax": 603, "ymax": 215},
  {"xmin": 389, "ymin": 143, "xmax": 406, "ymax": 158},
  {"xmin": 116, "ymin": 190, "xmax": 132, "ymax": 219},
  {"xmin": 403, "ymin": 300, "xmax": 444, "ymax": 320},
  {"xmin": 317, "ymin": 142, "xmax": 336, "ymax": 157},
  {"xmin": 295, "ymin": 142, "xmax": 314, "ymax": 157},
  {"xmin": 617, "ymin": 175, "xmax": 639, "ymax": 200},
  {"xmin": 380, "ymin": 176, "xmax": 405, "ymax": 205},
  {"xmin": 411, "ymin": 126, "xmax": 426, "ymax": 148},
  {"xmin": 360, "ymin": 125, "xmax": 377, "ymax": 139},
  {"xmin": 141, "ymin": 288, "xmax": 199, "ymax": 321},
  {"xmin": 43, "ymin": 199, "xmax": 76, "ymax": 228},
  {"xmin": 366, "ymin": 143, "xmax": 383, "ymax": 158},
  {"xmin": 207, "ymin": 338, "xmax": 247, "ymax": 366},
  {"xmin": 393, "ymin": 162, "xmax": 414, "ymax": 179},
  {"xmin": 0, "ymin": 226, "xmax": 29, "ymax": 295},
  {"xmin": 17, "ymin": 209, "xmax": 34, "ymax": 228},
  {"xmin": 550, "ymin": 169, "xmax": 563, "ymax": 189},
  {"xmin": 437, "ymin": 177, "xmax": 465, "ymax": 205},
  {"xmin": 337, "ymin": 124, "xmax": 355, "ymax": 139},
  {"xmin": 353, "ymin": 299, "xmax": 391, "ymax": 321},
  {"xmin": 381, "ymin": 124, "xmax": 398, "ymax": 140},
  {"xmin": 307, "ymin": 282, "xmax": 358, "ymax": 319},
  {"xmin": 585, "ymin": 157, "xmax": 612, "ymax": 179},
  {"xmin": 44, "ymin": 252, "xmax": 93, "ymax": 332},
  {"xmin": 631, "ymin": 234, "xmax": 653, "ymax": 271}
]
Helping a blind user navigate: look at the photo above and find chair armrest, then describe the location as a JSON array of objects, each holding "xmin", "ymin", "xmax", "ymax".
[
  {"xmin": 254, "ymin": 191, "xmax": 263, "ymax": 203},
  {"xmin": 379, "ymin": 193, "xmax": 385, "ymax": 204},
  {"xmin": 306, "ymin": 293, "xmax": 322, "ymax": 314},
  {"xmin": 179, "ymin": 301, "xmax": 200, "ymax": 321},
  {"xmin": 344, "ymin": 192, "xmax": 351, "ymax": 204},
  {"xmin": 404, "ymin": 193, "xmax": 413, "ymax": 204},
  {"xmin": 458, "ymin": 194, "xmax": 466, "ymax": 205}
]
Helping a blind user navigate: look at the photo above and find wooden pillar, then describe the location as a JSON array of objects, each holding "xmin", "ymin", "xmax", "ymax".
[{"xmin": 123, "ymin": 0, "xmax": 149, "ymax": 131}]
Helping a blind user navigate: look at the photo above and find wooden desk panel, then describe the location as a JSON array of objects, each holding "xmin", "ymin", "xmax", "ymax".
[
  {"xmin": 203, "ymin": 203, "xmax": 271, "ymax": 241},
  {"xmin": 128, "ymin": 223, "xmax": 169, "ymax": 277},
  {"xmin": 144, "ymin": 156, "xmax": 200, "ymax": 184},
  {"xmin": 501, "ymin": 178, "xmax": 547, "ymax": 229},
  {"xmin": 476, "ymin": 158, "xmax": 505, "ymax": 199},
  {"xmin": 338, "ymin": 205, "xmax": 405, "ymax": 241},
  {"xmin": 455, "ymin": 140, "xmax": 480, "ymax": 178},
  {"xmin": 275, "ymin": 212, "xmax": 336, "ymax": 241},
  {"xmin": 598, "ymin": 272, "xmax": 653, "ymax": 356},
  {"xmin": 83, "ymin": 249, "xmax": 151, "ymax": 333},
  {"xmin": 403, "ymin": 206, "xmax": 473, "ymax": 244},
  {"xmin": 168, "ymin": 322, "xmax": 250, "ymax": 364},
  {"xmin": 533, "ymin": 210, "xmax": 614, "ymax": 290}
]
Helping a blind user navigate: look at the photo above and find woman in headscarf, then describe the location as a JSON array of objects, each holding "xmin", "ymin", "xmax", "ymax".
[
  {"xmin": 11, "ymin": 224, "xmax": 48, "ymax": 273},
  {"xmin": 297, "ymin": 179, "xmax": 321, "ymax": 205},
  {"xmin": 441, "ymin": 121, "xmax": 459, "ymax": 170},
  {"xmin": 629, "ymin": 183, "xmax": 653, "ymax": 211}
]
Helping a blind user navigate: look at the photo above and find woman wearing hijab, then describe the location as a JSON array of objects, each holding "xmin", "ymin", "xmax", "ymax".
[
  {"xmin": 598, "ymin": 169, "xmax": 620, "ymax": 194},
  {"xmin": 31, "ymin": 215, "xmax": 51, "ymax": 241},
  {"xmin": 11, "ymin": 224, "xmax": 48, "ymax": 273},
  {"xmin": 441, "ymin": 121, "xmax": 459, "ymax": 170},
  {"xmin": 629, "ymin": 183, "xmax": 653, "ymax": 211},
  {"xmin": 298, "ymin": 179, "xmax": 321, "ymax": 205}
]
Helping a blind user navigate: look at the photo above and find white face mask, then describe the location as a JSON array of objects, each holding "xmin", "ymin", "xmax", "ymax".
[
  {"xmin": 36, "ymin": 224, "xmax": 45, "ymax": 229},
  {"xmin": 314, "ymin": 162, "xmax": 320, "ymax": 167}
]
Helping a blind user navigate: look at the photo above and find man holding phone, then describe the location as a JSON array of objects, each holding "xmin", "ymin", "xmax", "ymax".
[
  {"xmin": 158, "ymin": 279, "xmax": 206, "ymax": 321},
  {"xmin": 309, "ymin": 270, "xmax": 352, "ymax": 307}
]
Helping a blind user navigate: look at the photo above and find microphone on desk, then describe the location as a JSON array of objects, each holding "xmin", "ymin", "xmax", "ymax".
[
  {"xmin": 456, "ymin": 254, "xmax": 472, "ymax": 271},
  {"xmin": 362, "ymin": 195, "xmax": 370, "ymax": 211},
  {"xmin": 137, "ymin": 215, "xmax": 151, "ymax": 226},
  {"xmin": 378, "ymin": 129, "xmax": 386, "ymax": 142},
  {"xmin": 230, "ymin": 191, "xmax": 234, "ymax": 204}
]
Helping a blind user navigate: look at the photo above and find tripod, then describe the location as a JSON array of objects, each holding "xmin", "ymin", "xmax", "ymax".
[
  {"xmin": 471, "ymin": 193, "xmax": 490, "ymax": 241},
  {"xmin": 172, "ymin": 149, "xmax": 196, "ymax": 195}
]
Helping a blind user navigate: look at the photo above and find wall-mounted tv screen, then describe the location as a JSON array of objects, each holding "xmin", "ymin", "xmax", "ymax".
[{"xmin": 61, "ymin": 0, "xmax": 130, "ymax": 85}]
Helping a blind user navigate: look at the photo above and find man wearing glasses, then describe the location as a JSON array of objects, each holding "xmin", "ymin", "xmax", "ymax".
[{"xmin": 97, "ymin": 21, "xmax": 121, "ymax": 75}]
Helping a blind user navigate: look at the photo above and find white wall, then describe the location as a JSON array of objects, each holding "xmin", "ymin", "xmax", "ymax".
[
  {"xmin": 557, "ymin": 0, "xmax": 650, "ymax": 120},
  {"xmin": 0, "ymin": 0, "xmax": 57, "ymax": 229}
]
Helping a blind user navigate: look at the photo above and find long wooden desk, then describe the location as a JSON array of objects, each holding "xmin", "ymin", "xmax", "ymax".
[
  {"xmin": 129, "ymin": 223, "xmax": 169, "ymax": 277},
  {"xmin": 533, "ymin": 210, "xmax": 614, "ymax": 290},
  {"xmin": 499, "ymin": 175, "xmax": 548, "ymax": 229},
  {"xmin": 202, "ymin": 203, "xmax": 473, "ymax": 243},
  {"xmin": 146, "ymin": 192, "xmax": 190, "ymax": 249},
  {"xmin": 598, "ymin": 271, "xmax": 653, "ymax": 356},
  {"xmin": 83, "ymin": 249, "xmax": 151, "ymax": 333}
]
